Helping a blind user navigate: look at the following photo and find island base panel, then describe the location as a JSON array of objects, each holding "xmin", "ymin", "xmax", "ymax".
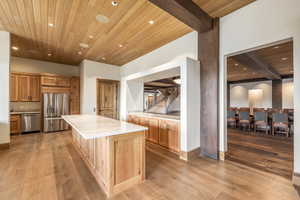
[{"xmin": 71, "ymin": 129, "xmax": 145, "ymax": 197}]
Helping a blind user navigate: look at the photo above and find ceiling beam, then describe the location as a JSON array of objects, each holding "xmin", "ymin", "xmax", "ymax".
[
  {"xmin": 148, "ymin": 0, "xmax": 213, "ymax": 32},
  {"xmin": 234, "ymin": 52, "xmax": 281, "ymax": 80}
]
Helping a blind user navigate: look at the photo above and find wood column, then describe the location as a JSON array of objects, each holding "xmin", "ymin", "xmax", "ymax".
[
  {"xmin": 272, "ymin": 80, "xmax": 283, "ymax": 109},
  {"xmin": 199, "ymin": 19, "xmax": 220, "ymax": 159}
]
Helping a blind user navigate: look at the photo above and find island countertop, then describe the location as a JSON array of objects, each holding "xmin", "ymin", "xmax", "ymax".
[{"xmin": 62, "ymin": 114, "xmax": 148, "ymax": 139}]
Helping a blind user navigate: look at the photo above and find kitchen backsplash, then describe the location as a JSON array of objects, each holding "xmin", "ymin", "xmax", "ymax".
[{"xmin": 10, "ymin": 102, "xmax": 41, "ymax": 112}]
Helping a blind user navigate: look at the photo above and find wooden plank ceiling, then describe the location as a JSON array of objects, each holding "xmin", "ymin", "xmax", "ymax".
[
  {"xmin": 228, "ymin": 41, "xmax": 293, "ymax": 82},
  {"xmin": 0, "ymin": 0, "xmax": 255, "ymax": 66}
]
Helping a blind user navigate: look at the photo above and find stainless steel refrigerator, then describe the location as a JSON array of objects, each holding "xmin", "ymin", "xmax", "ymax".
[{"xmin": 43, "ymin": 93, "xmax": 69, "ymax": 132}]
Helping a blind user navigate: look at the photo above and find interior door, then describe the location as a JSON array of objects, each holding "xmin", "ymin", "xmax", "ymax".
[{"xmin": 97, "ymin": 80, "xmax": 119, "ymax": 119}]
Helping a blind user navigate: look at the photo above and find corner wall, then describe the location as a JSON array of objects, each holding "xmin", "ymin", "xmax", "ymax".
[
  {"xmin": 80, "ymin": 60, "xmax": 120, "ymax": 114},
  {"xmin": 219, "ymin": 0, "xmax": 300, "ymax": 172},
  {"xmin": 0, "ymin": 31, "xmax": 10, "ymax": 144}
]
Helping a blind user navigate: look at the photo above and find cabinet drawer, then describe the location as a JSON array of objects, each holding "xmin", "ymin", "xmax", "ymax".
[
  {"xmin": 10, "ymin": 114, "xmax": 21, "ymax": 135},
  {"xmin": 41, "ymin": 76, "xmax": 57, "ymax": 86}
]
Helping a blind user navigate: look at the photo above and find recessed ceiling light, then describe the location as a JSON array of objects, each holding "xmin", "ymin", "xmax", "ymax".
[
  {"xmin": 112, "ymin": 1, "xmax": 118, "ymax": 6},
  {"xmin": 12, "ymin": 46, "xmax": 19, "ymax": 51},
  {"xmin": 102, "ymin": 57, "xmax": 106, "ymax": 60},
  {"xmin": 281, "ymin": 57, "xmax": 288, "ymax": 61},
  {"xmin": 48, "ymin": 23, "xmax": 54, "ymax": 27},
  {"xmin": 119, "ymin": 44, "xmax": 123, "ymax": 48},
  {"xmin": 149, "ymin": 20, "xmax": 155, "ymax": 25},
  {"xmin": 274, "ymin": 46, "xmax": 279, "ymax": 49},
  {"xmin": 234, "ymin": 63, "xmax": 239, "ymax": 66},
  {"xmin": 78, "ymin": 51, "xmax": 82, "ymax": 55},
  {"xmin": 96, "ymin": 14, "xmax": 110, "ymax": 23},
  {"xmin": 48, "ymin": 53, "xmax": 52, "ymax": 56},
  {"xmin": 79, "ymin": 43, "xmax": 89, "ymax": 49},
  {"xmin": 89, "ymin": 35, "xmax": 94, "ymax": 39}
]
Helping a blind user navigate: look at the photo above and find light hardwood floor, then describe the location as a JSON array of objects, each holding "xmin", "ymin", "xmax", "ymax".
[{"xmin": 0, "ymin": 131, "xmax": 299, "ymax": 200}]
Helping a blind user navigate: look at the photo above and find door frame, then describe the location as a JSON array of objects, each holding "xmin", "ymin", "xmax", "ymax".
[{"xmin": 96, "ymin": 78, "xmax": 120, "ymax": 119}]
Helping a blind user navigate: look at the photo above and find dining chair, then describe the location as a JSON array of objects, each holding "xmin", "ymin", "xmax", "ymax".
[
  {"xmin": 253, "ymin": 108, "xmax": 270, "ymax": 134},
  {"xmin": 227, "ymin": 107, "xmax": 237, "ymax": 128},
  {"xmin": 238, "ymin": 107, "xmax": 251, "ymax": 131},
  {"xmin": 272, "ymin": 110, "xmax": 289, "ymax": 137}
]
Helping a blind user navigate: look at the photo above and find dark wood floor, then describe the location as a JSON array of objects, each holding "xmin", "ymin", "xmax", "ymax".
[
  {"xmin": 226, "ymin": 128, "xmax": 293, "ymax": 179},
  {"xmin": 0, "ymin": 131, "xmax": 299, "ymax": 200}
]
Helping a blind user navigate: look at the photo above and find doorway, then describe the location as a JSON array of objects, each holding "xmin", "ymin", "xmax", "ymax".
[
  {"xmin": 225, "ymin": 39, "xmax": 294, "ymax": 179},
  {"xmin": 96, "ymin": 79, "xmax": 119, "ymax": 119}
]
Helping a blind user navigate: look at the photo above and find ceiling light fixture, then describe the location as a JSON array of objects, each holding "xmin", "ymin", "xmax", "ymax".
[
  {"xmin": 243, "ymin": 67, "xmax": 247, "ymax": 71},
  {"xmin": 112, "ymin": 1, "xmax": 118, "ymax": 6},
  {"xmin": 89, "ymin": 35, "xmax": 94, "ymax": 39},
  {"xmin": 48, "ymin": 23, "xmax": 54, "ymax": 27},
  {"xmin": 78, "ymin": 51, "xmax": 82, "ymax": 55},
  {"xmin": 12, "ymin": 46, "xmax": 19, "ymax": 51},
  {"xmin": 274, "ymin": 46, "xmax": 279, "ymax": 49},
  {"xmin": 234, "ymin": 63, "xmax": 239, "ymax": 66},
  {"xmin": 119, "ymin": 44, "xmax": 123, "ymax": 48},
  {"xmin": 79, "ymin": 43, "xmax": 89, "ymax": 49},
  {"xmin": 149, "ymin": 20, "xmax": 155, "ymax": 25},
  {"xmin": 281, "ymin": 57, "xmax": 288, "ymax": 61},
  {"xmin": 102, "ymin": 57, "xmax": 106, "ymax": 60},
  {"xmin": 96, "ymin": 14, "xmax": 110, "ymax": 23},
  {"xmin": 48, "ymin": 53, "xmax": 52, "ymax": 56}
]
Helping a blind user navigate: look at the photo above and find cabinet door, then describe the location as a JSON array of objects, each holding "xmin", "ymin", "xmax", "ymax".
[
  {"xmin": 158, "ymin": 120, "xmax": 169, "ymax": 148},
  {"xmin": 167, "ymin": 121, "xmax": 180, "ymax": 152},
  {"xmin": 41, "ymin": 76, "xmax": 57, "ymax": 86},
  {"xmin": 17, "ymin": 75, "xmax": 30, "ymax": 101},
  {"xmin": 70, "ymin": 77, "xmax": 80, "ymax": 114},
  {"xmin": 148, "ymin": 118, "xmax": 159, "ymax": 144},
  {"xmin": 10, "ymin": 74, "xmax": 18, "ymax": 101},
  {"xmin": 56, "ymin": 77, "xmax": 71, "ymax": 87},
  {"xmin": 139, "ymin": 117, "xmax": 149, "ymax": 140},
  {"xmin": 29, "ymin": 75, "xmax": 40, "ymax": 101},
  {"xmin": 10, "ymin": 115, "xmax": 21, "ymax": 134}
]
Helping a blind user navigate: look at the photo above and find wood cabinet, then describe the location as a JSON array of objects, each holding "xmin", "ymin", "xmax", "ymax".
[
  {"xmin": 71, "ymin": 128, "xmax": 145, "ymax": 197},
  {"xmin": 159, "ymin": 120, "xmax": 180, "ymax": 152},
  {"xmin": 41, "ymin": 75, "xmax": 70, "ymax": 87},
  {"xmin": 10, "ymin": 74, "xmax": 18, "ymax": 101},
  {"xmin": 128, "ymin": 114, "xmax": 179, "ymax": 153},
  {"xmin": 70, "ymin": 77, "xmax": 80, "ymax": 114},
  {"xmin": 11, "ymin": 73, "xmax": 41, "ymax": 102},
  {"xmin": 10, "ymin": 114, "xmax": 21, "ymax": 135}
]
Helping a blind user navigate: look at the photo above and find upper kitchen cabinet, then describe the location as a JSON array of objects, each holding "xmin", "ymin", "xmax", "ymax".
[
  {"xmin": 11, "ymin": 73, "xmax": 41, "ymax": 102},
  {"xmin": 41, "ymin": 74, "xmax": 71, "ymax": 87},
  {"xmin": 70, "ymin": 77, "xmax": 80, "ymax": 114},
  {"xmin": 10, "ymin": 74, "xmax": 18, "ymax": 101}
]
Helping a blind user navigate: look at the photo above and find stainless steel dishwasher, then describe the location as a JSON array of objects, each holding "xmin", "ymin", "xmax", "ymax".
[{"xmin": 21, "ymin": 113, "xmax": 41, "ymax": 133}]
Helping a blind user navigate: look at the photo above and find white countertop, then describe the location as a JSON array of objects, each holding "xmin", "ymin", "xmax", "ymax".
[
  {"xmin": 10, "ymin": 111, "xmax": 41, "ymax": 115},
  {"xmin": 129, "ymin": 112, "xmax": 180, "ymax": 121},
  {"xmin": 62, "ymin": 115, "xmax": 148, "ymax": 139}
]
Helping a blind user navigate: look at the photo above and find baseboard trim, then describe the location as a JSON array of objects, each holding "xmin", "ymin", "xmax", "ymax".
[
  {"xmin": 0, "ymin": 143, "xmax": 10, "ymax": 150},
  {"xmin": 293, "ymin": 172, "xmax": 300, "ymax": 186},
  {"xmin": 180, "ymin": 147, "xmax": 201, "ymax": 161}
]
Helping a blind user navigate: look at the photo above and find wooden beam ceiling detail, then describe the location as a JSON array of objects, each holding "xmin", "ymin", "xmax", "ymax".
[
  {"xmin": 148, "ymin": 0, "xmax": 213, "ymax": 32},
  {"xmin": 234, "ymin": 52, "xmax": 281, "ymax": 80}
]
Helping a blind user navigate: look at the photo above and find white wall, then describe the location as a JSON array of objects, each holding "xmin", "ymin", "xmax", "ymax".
[
  {"xmin": 11, "ymin": 57, "xmax": 79, "ymax": 76},
  {"xmin": 80, "ymin": 60, "xmax": 120, "ymax": 114},
  {"xmin": 230, "ymin": 81, "xmax": 272, "ymax": 108},
  {"xmin": 219, "ymin": 0, "xmax": 300, "ymax": 172},
  {"xmin": 121, "ymin": 31, "xmax": 198, "ymax": 77},
  {"xmin": 283, "ymin": 79, "xmax": 294, "ymax": 109},
  {"xmin": 0, "ymin": 31, "xmax": 10, "ymax": 144}
]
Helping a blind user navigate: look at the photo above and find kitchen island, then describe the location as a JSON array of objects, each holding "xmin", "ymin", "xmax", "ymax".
[{"xmin": 62, "ymin": 115, "xmax": 147, "ymax": 197}]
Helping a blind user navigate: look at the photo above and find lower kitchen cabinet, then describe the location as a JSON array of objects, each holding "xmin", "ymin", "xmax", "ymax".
[
  {"xmin": 10, "ymin": 114, "xmax": 21, "ymax": 135},
  {"xmin": 128, "ymin": 114, "xmax": 179, "ymax": 153}
]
